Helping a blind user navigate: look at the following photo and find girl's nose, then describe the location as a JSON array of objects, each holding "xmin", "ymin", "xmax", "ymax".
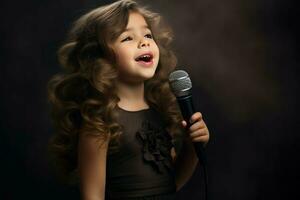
[{"xmin": 138, "ymin": 39, "xmax": 150, "ymax": 48}]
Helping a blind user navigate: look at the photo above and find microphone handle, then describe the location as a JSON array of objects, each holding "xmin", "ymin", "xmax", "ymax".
[{"xmin": 177, "ymin": 95, "xmax": 207, "ymax": 166}]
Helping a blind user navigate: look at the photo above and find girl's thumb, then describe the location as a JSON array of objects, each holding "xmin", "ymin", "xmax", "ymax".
[{"xmin": 181, "ymin": 120, "xmax": 187, "ymax": 127}]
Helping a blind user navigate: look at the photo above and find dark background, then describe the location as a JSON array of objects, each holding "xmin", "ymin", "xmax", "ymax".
[{"xmin": 1, "ymin": 0, "xmax": 299, "ymax": 199}]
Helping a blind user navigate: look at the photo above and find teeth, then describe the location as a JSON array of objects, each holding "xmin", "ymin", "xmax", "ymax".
[{"xmin": 136, "ymin": 54, "xmax": 152, "ymax": 61}]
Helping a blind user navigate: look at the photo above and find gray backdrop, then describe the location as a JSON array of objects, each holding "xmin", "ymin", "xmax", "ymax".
[{"xmin": 1, "ymin": 0, "xmax": 298, "ymax": 199}]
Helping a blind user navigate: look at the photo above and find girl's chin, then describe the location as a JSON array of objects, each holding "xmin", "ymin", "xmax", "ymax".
[
  {"xmin": 118, "ymin": 73, "xmax": 155, "ymax": 84},
  {"xmin": 137, "ymin": 72, "xmax": 156, "ymax": 82}
]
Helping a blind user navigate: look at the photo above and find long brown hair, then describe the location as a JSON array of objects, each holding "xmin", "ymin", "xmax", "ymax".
[{"xmin": 47, "ymin": 0, "xmax": 184, "ymax": 184}]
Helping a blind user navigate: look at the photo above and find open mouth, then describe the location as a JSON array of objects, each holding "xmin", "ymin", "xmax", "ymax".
[{"xmin": 135, "ymin": 53, "xmax": 153, "ymax": 63}]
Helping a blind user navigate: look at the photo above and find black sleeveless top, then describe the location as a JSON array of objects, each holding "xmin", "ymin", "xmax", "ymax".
[{"xmin": 105, "ymin": 106, "xmax": 176, "ymax": 199}]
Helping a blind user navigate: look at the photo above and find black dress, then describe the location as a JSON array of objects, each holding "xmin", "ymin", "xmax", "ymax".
[{"xmin": 105, "ymin": 105, "xmax": 176, "ymax": 200}]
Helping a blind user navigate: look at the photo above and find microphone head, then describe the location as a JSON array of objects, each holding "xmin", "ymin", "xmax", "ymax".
[{"xmin": 168, "ymin": 69, "xmax": 192, "ymax": 97}]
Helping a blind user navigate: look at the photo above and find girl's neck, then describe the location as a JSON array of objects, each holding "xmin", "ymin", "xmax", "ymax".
[{"xmin": 115, "ymin": 80, "xmax": 149, "ymax": 111}]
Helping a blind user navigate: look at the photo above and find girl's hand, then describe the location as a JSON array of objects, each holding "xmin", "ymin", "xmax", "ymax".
[{"xmin": 181, "ymin": 112, "xmax": 210, "ymax": 146}]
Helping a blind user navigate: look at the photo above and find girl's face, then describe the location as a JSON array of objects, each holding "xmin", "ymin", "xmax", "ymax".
[{"xmin": 111, "ymin": 12, "xmax": 160, "ymax": 84}]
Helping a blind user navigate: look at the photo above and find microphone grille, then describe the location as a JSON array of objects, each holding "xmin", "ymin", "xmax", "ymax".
[{"xmin": 168, "ymin": 70, "xmax": 192, "ymax": 97}]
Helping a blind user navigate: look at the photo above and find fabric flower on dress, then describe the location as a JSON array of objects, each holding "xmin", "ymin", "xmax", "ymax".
[{"xmin": 136, "ymin": 119, "xmax": 174, "ymax": 173}]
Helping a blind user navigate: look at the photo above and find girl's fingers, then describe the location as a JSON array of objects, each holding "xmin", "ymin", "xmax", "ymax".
[
  {"xmin": 183, "ymin": 112, "xmax": 209, "ymax": 144},
  {"xmin": 182, "ymin": 112, "xmax": 203, "ymax": 127},
  {"xmin": 191, "ymin": 134, "xmax": 209, "ymax": 143},
  {"xmin": 189, "ymin": 112, "xmax": 202, "ymax": 123},
  {"xmin": 189, "ymin": 120, "xmax": 205, "ymax": 132},
  {"xmin": 189, "ymin": 129, "xmax": 207, "ymax": 138}
]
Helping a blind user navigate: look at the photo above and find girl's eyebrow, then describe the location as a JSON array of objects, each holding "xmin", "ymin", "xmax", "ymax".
[{"xmin": 124, "ymin": 25, "xmax": 150, "ymax": 32}]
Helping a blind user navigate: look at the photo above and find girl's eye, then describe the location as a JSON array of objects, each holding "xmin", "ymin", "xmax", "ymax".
[
  {"xmin": 121, "ymin": 36, "xmax": 132, "ymax": 42},
  {"xmin": 145, "ymin": 33, "xmax": 153, "ymax": 39}
]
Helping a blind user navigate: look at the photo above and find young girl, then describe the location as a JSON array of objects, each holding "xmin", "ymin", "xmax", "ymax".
[{"xmin": 47, "ymin": 0, "xmax": 210, "ymax": 199}]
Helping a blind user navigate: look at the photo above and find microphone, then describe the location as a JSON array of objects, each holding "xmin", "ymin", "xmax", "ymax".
[{"xmin": 168, "ymin": 69, "xmax": 206, "ymax": 166}]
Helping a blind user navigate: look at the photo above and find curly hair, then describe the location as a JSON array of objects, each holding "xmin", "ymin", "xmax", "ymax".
[{"xmin": 47, "ymin": 0, "xmax": 185, "ymax": 184}]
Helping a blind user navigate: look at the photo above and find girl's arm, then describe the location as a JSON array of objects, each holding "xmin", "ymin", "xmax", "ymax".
[
  {"xmin": 78, "ymin": 133, "xmax": 109, "ymax": 200},
  {"xmin": 172, "ymin": 138, "xmax": 198, "ymax": 191},
  {"xmin": 173, "ymin": 112, "xmax": 210, "ymax": 191}
]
